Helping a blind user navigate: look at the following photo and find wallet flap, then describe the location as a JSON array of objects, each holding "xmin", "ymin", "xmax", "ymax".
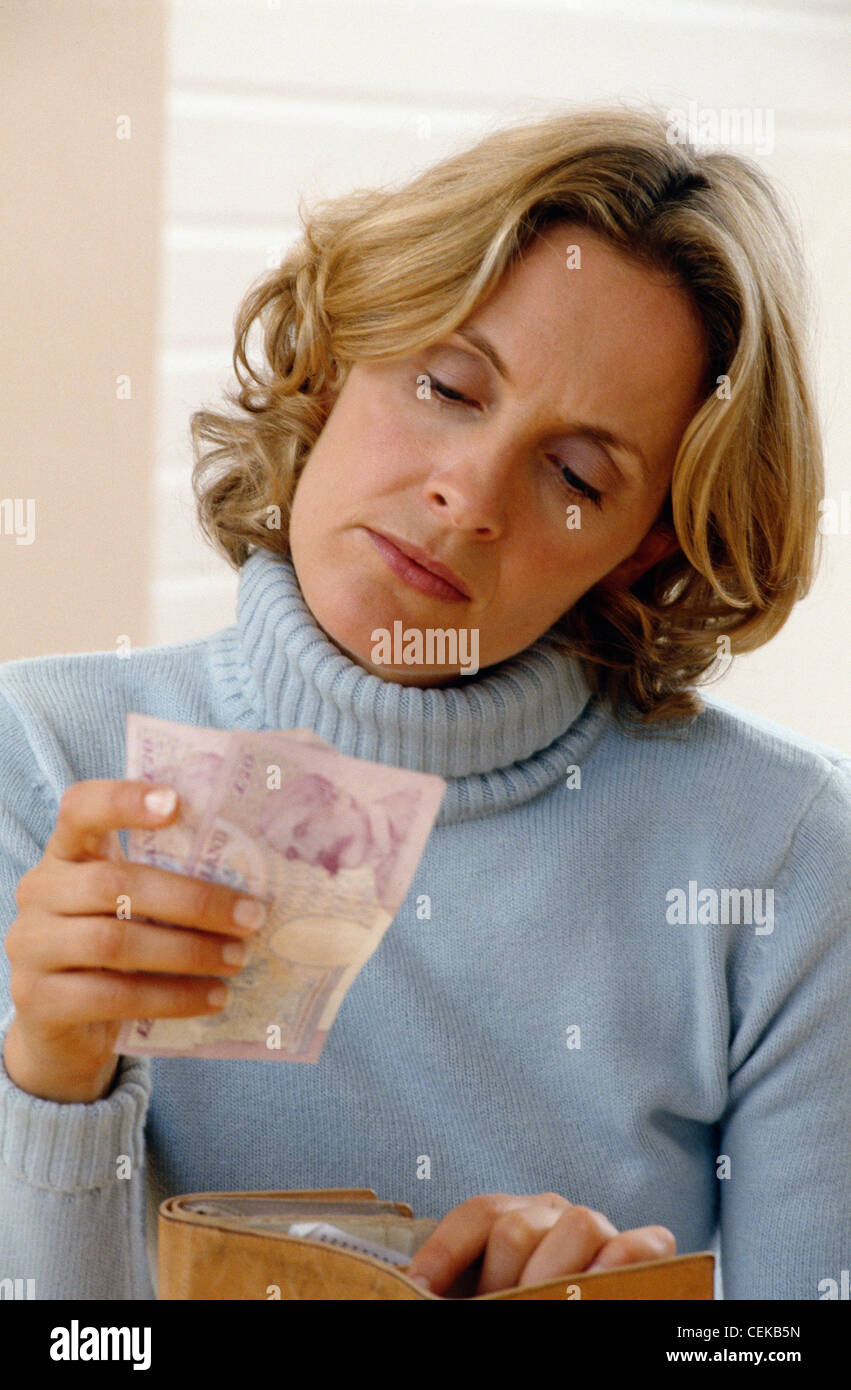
[
  {"xmin": 163, "ymin": 1188, "xmax": 380, "ymax": 1208},
  {"xmin": 160, "ymin": 1190, "xmax": 415, "ymax": 1234}
]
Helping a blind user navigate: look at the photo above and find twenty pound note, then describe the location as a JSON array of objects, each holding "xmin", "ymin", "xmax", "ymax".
[{"xmin": 114, "ymin": 715, "xmax": 446, "ymax": 1062}]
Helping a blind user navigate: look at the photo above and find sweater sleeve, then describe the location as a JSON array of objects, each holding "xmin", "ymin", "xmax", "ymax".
[
  {"xmin": 718, "ymin": 759, "xmax": 851, "ymax": 1300},
  {"xmin": 0, "ymin": 680, "xmax": 155, "ymax": 1300}
]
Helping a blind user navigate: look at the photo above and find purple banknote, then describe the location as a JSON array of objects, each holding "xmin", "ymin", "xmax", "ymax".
[{"xmin": 114, "ymin": 715, "xmax": 445, "ymax": 1062}]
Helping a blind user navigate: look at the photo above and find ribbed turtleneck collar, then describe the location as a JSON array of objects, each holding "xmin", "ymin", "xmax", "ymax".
[{"xmin": 210, "ymin": 547, "xmax": 608, "ymax": 824}]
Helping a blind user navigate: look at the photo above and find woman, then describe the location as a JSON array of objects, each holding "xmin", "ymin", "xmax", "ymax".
[{"xmin": 0, "ymin": 105, "xmax": 847, "ymax": 1301}]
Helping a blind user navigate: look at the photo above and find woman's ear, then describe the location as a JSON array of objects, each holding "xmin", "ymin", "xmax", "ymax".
[{"xmin": 599, "ymin": 524, "xmax": 681, "ymax": 593}]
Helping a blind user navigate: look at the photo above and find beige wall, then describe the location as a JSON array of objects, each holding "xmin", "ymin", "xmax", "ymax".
[{"xmin": 0, "ymin": 0, "xmax": 166, "ymax": 660}]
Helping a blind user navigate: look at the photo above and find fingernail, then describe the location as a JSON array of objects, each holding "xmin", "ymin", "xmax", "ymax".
[
  {"xmin": 408, "ymin": 1274, "xmax": 431, "ymax": 1290},
  {"xmin": 233, "ymin": 898, "xmax": 266, "ymax": 931},
  {"xmin": 144, "ymin": 787, "xmax": 177, "ymax": 817},
  {"xmin": 222, "ymin": 941, "xmax": 249, "ymax": 967},
  {"xmin": 207, "ymin": 984, "xmax": 229, "ymax": 1008}
]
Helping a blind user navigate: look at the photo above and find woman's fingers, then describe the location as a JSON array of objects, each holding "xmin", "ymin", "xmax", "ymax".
[
  {"xmin": 476, "ymin": 1203, "xmax": 567, "ymax": 1294},
  {"xmin": 3, "ymin": 776, "xmax": 269, "ymax": 1103},
  {"xmin": 405, "ymin": 1193, "xmax": 677, "ymax": 1296},
  {"xmin": 10, "ymin": 966, "xmax": 233, "ymax": 1030},
  {"xmin": 406, "ymin": 1192, "xmax": 571, "ymax": 1294},
  {"xmin": 16, "ymin": 855, "xmax": 266, "ymax": 940},
  {"xmin": 584, "ymin": 1225, "xmax": 677, "ymax": 1273},
  {"xmin": 516, "ymin": 1205, "xmax": 620, "ymax": 1288},
  {"xmin": 44, "ymin": 779, "xmax": 181, "ymax": 863},
  {"xmin": 8, "ymin": 911, "xmax": 251, "ymax": 978}
]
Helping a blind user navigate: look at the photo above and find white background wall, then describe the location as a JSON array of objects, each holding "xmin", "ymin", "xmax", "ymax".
[{"xmin": 153, "ymin": 0, "xmax": 849, "ymax": 751}]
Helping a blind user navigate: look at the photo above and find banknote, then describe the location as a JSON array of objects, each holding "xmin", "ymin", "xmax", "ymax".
[
  {"xmin": 114, "ymin": 715, "xmax": 445, "ymax": 1062},
  {"xmin": 285, "ymin": 1222, "xmax": 412, "ymax": 1267}
]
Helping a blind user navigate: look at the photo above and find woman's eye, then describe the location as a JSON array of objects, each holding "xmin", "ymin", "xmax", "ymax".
[
  {"xmin": 426, "ymin": 375, "xmax": 477, "ymax": 407},
  {"xmin": 550, "ymin": 456, "xmax": 604, "ymax": 508},
  {"xmin": 421, "ymin": 373, "xmax": 604, "ymax": 508}
]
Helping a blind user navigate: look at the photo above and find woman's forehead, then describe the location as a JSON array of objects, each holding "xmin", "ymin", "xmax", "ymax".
[{"xmin": 460, "ymin": 228, "xmax": 709, "ymax": 428}]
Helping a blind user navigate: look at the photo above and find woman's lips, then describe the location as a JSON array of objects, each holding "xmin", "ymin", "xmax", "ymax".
[{"xmin": 365, "ymin": 529, "xmax": 470, "ymax": 603}]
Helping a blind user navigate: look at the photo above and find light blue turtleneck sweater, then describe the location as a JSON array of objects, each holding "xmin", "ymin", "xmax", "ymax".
[{"xmin": 0, "ymin": 549, "xmax": 848, "ymax": 1301}]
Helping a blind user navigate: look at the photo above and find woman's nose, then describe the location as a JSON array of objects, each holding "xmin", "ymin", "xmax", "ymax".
[{"xmin": 422, "ymin": 453, "xmax": 512, "ymax": 537}]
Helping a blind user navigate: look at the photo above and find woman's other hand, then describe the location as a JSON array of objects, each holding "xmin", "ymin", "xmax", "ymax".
[{"xmin": 405, "ymin": 1192, "xmax": 676, "ymax": 1296}]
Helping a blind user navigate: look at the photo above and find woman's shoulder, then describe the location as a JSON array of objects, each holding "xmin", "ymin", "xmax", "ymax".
[
  {"xmin": 693, "ymin": 691, "xmax": 850, "ymax": 774},
  {"xmin": 599, "ymin": 688, "xmax": 851, "ymax": 846},
  {"xmin": 0, "ymin": 629, "xmax": 233, "ymax": 788},
  {"xmin": 0, "ymin": 629, "xmax": 227, "ymax": 710},
  {"xmin": 698, "ymin": 696, "xmax": 850, "ymax": 850},
  {"xmin": 0, "ymin": 636, "xmax": 213, "ymax": 716},
  {"xmin": 0, "ymin": 630, "xmax": 220, "ymax": 681},
  {"xmin": 611, "ymin": 687, "xmax": 849, "ymax": 784}
]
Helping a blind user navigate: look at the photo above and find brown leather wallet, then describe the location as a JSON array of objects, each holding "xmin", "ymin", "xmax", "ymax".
[{"xmin": 158, "ymin": 1189, "xmax": 714, "ymax": 1300}]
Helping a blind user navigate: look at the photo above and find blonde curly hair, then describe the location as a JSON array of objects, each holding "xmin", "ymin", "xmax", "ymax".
[{"xmin": 190, "ymin": 101, "xmax": 823, "ymax": 725}]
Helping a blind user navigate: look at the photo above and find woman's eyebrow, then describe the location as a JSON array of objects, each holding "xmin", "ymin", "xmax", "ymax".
[
  {"xmin": 452, "ymin": 324, "xmax": 650, "ymax": 480},
  {"xmin": 454, "ymin": 324, "xmax": 512, "ymax": 381}
]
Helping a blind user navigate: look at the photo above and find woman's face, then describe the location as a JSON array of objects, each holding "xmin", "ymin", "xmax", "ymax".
[{"xmin": 288, "ymin": 222, "xmax": 708, "ymax": 685}]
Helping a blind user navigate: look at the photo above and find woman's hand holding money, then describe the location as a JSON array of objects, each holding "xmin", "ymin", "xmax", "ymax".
[
  {"xmin": 405, "ymin": 1193, "xmax": 677, "ymax": 1295},
  {"xmin": 2, "ymin": 779, "xmax": 266, "ymax": 1104}
]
